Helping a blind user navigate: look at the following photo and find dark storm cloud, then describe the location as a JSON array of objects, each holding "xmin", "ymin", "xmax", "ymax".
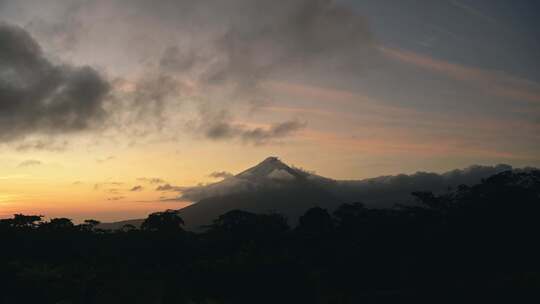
[
  {"xmin": 0, "ymin": 0, "xmax": 373, "ymax": 145},
  {"xmin": 0, "ymin": 23, "xmax": 110, "ymax": 142},
  {"xmin": 209, "ymin": 171, "xmax": 233, "ymax": 179},
  {"xmin": 17, "ymin": 159, "xmax": 42, "ymax": 168}
]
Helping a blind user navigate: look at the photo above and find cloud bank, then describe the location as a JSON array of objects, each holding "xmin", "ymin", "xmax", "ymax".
[{"xmin": 166, "ymin": 163, "xmax": 517, "ymax": 204}]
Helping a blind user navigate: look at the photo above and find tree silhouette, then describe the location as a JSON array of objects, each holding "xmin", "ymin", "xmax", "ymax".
[
  {"xmin": 84, "ymin": 219, "xmax": 100, "ymax": 227},
  {"xmin": 255, "ymin": 212, "xmax": 289, "ymax": 235},
  {"xmin": 78, "ymin": 219, "xmax": 101, "ymax": 232},
  {"xmin": 205, "ymin": 209, "xmax": 258, "ymax": 234},
  {"xmin": 141, "ymin": 210, "xmax": 185, "ymax": 233},
  {"xmin": 120, "ymin": 224, "xmax": 137, "ymax": 232},
  {"xmin": 205, "ymin": 209, "xmax": 289, "ymax": 237},
  {"xmin": 0, "ymin": 214, "xmax": 43, "ymax": 229},
  {"xmin": 333, "ymin": 202, "xmax": 368, "ymax": 233},
  {"xmin": 297, "ymin": 207, "xmax": 334, "ymax": 237},
  {"xmin": 39, "ymin": 218, "xmax": 75, "ymax": 231}
]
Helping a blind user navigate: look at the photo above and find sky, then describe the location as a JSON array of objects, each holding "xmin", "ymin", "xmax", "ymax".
[{"xmin": 0, "ymin": 0, "xmax": 539, "ymax": 222}]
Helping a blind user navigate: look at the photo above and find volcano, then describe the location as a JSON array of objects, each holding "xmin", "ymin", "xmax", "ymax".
[{"xmin": 103, "ymin": 158, "xmax": 514, "ymax": 231}]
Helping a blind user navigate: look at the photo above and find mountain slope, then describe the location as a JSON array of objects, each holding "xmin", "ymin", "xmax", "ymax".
[{"xmin": 178, "ymin": 156, "xmax": 333, "ymax": 203}]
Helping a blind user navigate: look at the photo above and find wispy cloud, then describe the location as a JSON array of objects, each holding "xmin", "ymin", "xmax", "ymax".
[
  {"xmin": 300, "ymin": 129, "xmax": 534, "ymax": 160},
  {"xmin": 137, "ymin": 177, "xmax": 167, "ymax": 184},
  {"xmin": 130, "ymin": 185, "xmax": 143, "ymax": 192},
  {"xmin": 378, "ymin": 46, "xmax": 540, "ymax": 104},
  {"xmin": 107, "ymin": 196, "xmax": 125, "ymax": 201},
  {"xmin": 15, "ymin": 139, "xmax": 69, "ymax": 152},
  {"xmin": 449, "ymin": 0, "xmax": 497, "ymax": 24},
  {"xmin": 17, "ymin": 160, "xmax": 42, "ymax": 168},
  {"xmin": 94, "ymin": 182, "xmax": 124, "ymax": 190},
  {"xmin": 209, "ymin": 171, "xmax": 233, "ymax": 179},
  {"xmin": 265, "ymin": 81, "xmax": 421, "ymax": 116},
  {"xmin": 96, "ymin": 156, "xmax": 115, "ymax": 163},
  {"xmin": 156, "ymin": 184, "xmax": 184, "ymax": 192},
  {"xmin": 199, "ymin": 112, "xmax": 306, "ymax": 145}
]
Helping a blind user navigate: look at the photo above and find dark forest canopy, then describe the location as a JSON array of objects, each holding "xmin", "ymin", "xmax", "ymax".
[{"xmin": 1, "ymin": 169, "xmax": 539, "ymax": 303}]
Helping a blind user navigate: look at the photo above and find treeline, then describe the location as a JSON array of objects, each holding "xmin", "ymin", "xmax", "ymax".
[{"xmin": 1, "ymin": 170, "xmax": 539, "ymax": 303}]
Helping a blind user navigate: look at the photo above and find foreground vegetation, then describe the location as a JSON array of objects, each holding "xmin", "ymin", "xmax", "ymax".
[{"xmin": 1, "ymin": 170, "xmax": 539, "ymax": 303}]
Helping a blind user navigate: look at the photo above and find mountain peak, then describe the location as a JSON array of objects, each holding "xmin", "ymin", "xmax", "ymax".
[
  {"xmin": 261, "ymin": 156, "xmax": 281, "ymax": 164},
  {"xmin": 236, "ymin": 156, "xmax": 301, "ymax": 180},
  {"xmin": 258, "ymin": 156, "xmax": 287, "ymax": 169}
]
